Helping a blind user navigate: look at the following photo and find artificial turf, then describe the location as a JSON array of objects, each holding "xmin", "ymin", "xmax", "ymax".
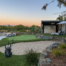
[
  {"xmin": 0, "ymin": 35, "xmax": 50, "ymax": 47},
  {"xmin": 8, "ymin": 35, "xmax": 38, "ymax": 41}
]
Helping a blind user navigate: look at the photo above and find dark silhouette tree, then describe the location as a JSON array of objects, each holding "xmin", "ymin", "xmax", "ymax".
[{"xmin": 42, "ymin": 0, "xmax": 66, "ymax": 10}]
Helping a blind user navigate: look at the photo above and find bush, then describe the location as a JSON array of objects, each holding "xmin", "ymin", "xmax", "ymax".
[
  {"xmin": 52, "ymin": 49, "xmax": 65, "ymax": 56},
  {"xmin": 26, "ymin": 49, "xmax": 38, "ymax": 65},
  {"xmin": 59, "ymin": 44, "xmax": 66, "ymax": 49},
  {"xmin": 21, "ymin": 62, "xmax": 26, "ymax": 66}
]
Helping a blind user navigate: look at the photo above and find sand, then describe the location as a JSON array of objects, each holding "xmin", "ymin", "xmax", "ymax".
[{"xmin": 0, "ymin": 41, "xmax": 59, "ymax": 55}]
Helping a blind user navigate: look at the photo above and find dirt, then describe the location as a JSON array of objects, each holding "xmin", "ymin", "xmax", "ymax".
[{"xmin": 46, "ymin": 51, "xmax": 66, "ymax": 66}]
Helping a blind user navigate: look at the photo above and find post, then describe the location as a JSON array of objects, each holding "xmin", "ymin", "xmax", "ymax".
[
  {"xmin": 65, "ymin": 24, "xmax": 66, "ymax": 34},
  {"xmin": 10, "ymin": 44, "xmax": 11, "ymax": 48},
  {"xmin": 5, "ymin": 45, "xmax": 6, "ymax": 49},
  {"xmin": 41, "ymin": 21, "xmax": 43, "ymax": 33}
]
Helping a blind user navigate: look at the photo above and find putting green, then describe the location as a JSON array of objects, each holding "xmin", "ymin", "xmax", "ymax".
[{"xmin": 8, "ymin": 35, "xmax": 38, "ymax": 40}]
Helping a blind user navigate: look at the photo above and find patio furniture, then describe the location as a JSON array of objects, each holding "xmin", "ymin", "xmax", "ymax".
[
  {"xmin": 51, "ymin": 30, "xmax": 63, "ymax": 35},
  {"xmin": 57, "ymin": 21, "xmax": 66, "ymax": 34}
]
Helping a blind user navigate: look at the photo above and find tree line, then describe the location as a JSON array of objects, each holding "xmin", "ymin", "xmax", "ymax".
[{"xmin": 0, "ymin": 25, "xmax": 41, "ymax": 33}]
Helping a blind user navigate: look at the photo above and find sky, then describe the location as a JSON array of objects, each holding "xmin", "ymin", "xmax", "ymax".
[{"xmin": 0, "ymin": 0, "xmax": 66, "ymax": 27}]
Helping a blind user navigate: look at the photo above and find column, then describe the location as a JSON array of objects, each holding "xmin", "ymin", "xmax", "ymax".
[
  {"xmin": 41, "ymin": 22, "xmax": 42, "ymax": 33},
  {"xmin": 65, "ymin": 24, "xmax": 66, "ymax": 34}
]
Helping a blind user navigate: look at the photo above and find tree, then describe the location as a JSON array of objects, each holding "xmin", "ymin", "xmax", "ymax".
[
  {"xmin": 30, "ymin": 25, "xmax": 41, "ymax": 33},
  {"xmin": 42, "ymin": 0, "xmax": 66, "ymax": 10},
  {"xmin": 57, "ymin": 15, "xmax": 63, "ymax": 20},
  {"xmin": 7, "ymin": 25, "xmax": 13, "ymax": 32},
  {"xmin": 14, "ymin": 25, "xmax": 24, "ymax": 31},
  {"xmin": 0, "ymin": 25, "xmax": 2, "ymax": 30}
]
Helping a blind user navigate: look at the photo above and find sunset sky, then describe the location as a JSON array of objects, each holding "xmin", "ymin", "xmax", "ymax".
[{"xmin": 0, "ymin": 0, "xmax": 66, "ymax": 26}]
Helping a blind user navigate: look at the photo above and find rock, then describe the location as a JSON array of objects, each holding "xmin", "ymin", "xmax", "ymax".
[
  {"xmin": 38, "ymin": 63, "xmax": 40, "ymax": 66},
  {"xmin": 39, "ymin": 58, "xmax": 46, "ymax": 64},
  {"xmin": 46, "ymin": 46, "xmax": 52, "ymax": 50},
  {"xmin": 39, "ymin": 55, "xmax": 45, "ymax": 59},
  {"xmin": 50, "ymin": 43, "xmax": 60, "ymax": 49},
  {"xmin": 52, "ymin": 43, "xmax": 59, "ymax": 45},
  {"xmin": 38, "ymin": 36, "xmax": 41, "ymax": 39},
  {"xmin": 42, "ymin": 50, "xmax": 49, "ymax": 54},
  {"xmin": 6, "ymin": 33, "xmax": 16, "ymax": 37},
  {"xmin": 39, "ymin": 58, "xmax": 51, "ymax": 66},
  {"xmin": 36, "ymin": 34, "xmax": 44, "ymax": 39},
  {"xmin": 42, "ymin": 36, "xmax": 50, "ymax": 39},
  {"xmin": 50, "ymin": 36, "xmax": 53, "ymax": 40},
  {"xmin": 46, "ymin": 48, "xmax": 51, "ymax": 53},
  {"xmin": 40, "ymin": 35, "xmax": 44, "ymax": 38},
  {"xmin": 46, "ymin": 58, "xmax": 51, "ymax": 64},
  {"xmin": 40, "ymin": 52, "xmax": 48, "ymax": 58},
  {"xmin": 50, "ymin": 45, "xmax": 56, "ymax": 49},
  {"xmin": 64, "ymin": 38, "xmax": 66, "ymax": 43}
]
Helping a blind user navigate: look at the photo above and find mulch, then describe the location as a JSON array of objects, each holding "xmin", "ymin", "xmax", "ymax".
[{"xmin": 46, "ymin": 52, "xmax": 66, "ymax": 66}]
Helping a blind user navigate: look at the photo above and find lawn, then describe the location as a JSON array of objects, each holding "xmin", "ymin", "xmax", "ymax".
[
  {"xmin": 42, "ymin": 33, "xmax": 51, "ymax": 36},
  {"xmin": 8, "ymin": 35, "xmax": 38, "ymax": 41},
  {"xmin": 0, "ymin": 52, "xmax": 40, "ymax": 66}
]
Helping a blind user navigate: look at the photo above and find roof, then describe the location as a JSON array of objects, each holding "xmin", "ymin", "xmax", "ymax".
[
  {"xmin": 41, "ymin": 20, "xmax": 61, "ymax": 23},
  {"xmin": 41, "ymin": 20, "xmax": 61, "ymax": 25}
]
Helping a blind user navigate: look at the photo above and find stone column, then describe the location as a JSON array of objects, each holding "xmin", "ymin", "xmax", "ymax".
[
  {"xmin": 65, "ymin": 24, "xmax": 66, "ymax": 34},
  {"xmin": 41, "ymin": 22, "xmax": 43, "ymax": 33}
]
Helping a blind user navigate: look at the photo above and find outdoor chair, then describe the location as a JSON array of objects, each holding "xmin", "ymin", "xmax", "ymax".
[{"xmin": 51, "ymin": 30, "xmax": 63, "ymax": 35}]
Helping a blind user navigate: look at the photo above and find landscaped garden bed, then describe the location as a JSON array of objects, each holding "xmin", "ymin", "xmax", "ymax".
[
  {"xmin": 46, "ymin": 52, "xmax": 66, "ymax": 66},
  {"xmin": 38, "ymin": 42, "xmax": 66, "ymax": 66},
  {"xmin": 45, "ymin": 44, "xmax": 66, "ymax": 66}
]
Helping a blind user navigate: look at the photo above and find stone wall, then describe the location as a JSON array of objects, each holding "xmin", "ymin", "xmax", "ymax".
[
  {"xmin": 16, "ymin": 32, "xmax": 39, "ymax": 35},
  {"xmin": 38, "ymin": 43, "xmax": 60, "ymax": 66},
  {"xmin": 50, "ymin": 36, "xmax": 66, "ymax": 42}
]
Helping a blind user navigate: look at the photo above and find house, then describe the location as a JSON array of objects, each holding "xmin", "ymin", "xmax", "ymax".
[{"xmin": 41, "ymin": 20, "xmax": 66, "ymax": 33}]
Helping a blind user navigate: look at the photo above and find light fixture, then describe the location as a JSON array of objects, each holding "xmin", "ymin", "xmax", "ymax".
[{"xmin": 51, "ymin": 23, "xmax": 55, "ymax": 24}]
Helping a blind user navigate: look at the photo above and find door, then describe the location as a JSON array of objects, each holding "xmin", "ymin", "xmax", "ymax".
[{"xmin": 44, "ymin": 25, "xmax": 56, "ymax": 33}]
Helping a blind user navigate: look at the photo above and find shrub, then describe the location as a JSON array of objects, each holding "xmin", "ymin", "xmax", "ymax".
[
  {"xmin": 59, "ymin": 44, "xmax": 66, "ymax": 49},
  {"xmin": 26, "ymin": 49, "xmax": 38, "ymax": 65},
  {"xmin": 21, "ymin": 62, "xmax": 25, "ymax": 66},
  {"xmin": 52, "ymin": 49, "xmax": 65, "ymax": 56}
]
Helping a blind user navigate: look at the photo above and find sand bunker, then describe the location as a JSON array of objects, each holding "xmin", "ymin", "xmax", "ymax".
[{"xmin": 0, "ymin": 41, "xmax": 59, "ymax": 55}]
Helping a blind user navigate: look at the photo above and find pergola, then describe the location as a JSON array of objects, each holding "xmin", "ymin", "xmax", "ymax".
[{"xmin": 41, "ymin": 20, "xmax": 61, "ymax": 33}]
